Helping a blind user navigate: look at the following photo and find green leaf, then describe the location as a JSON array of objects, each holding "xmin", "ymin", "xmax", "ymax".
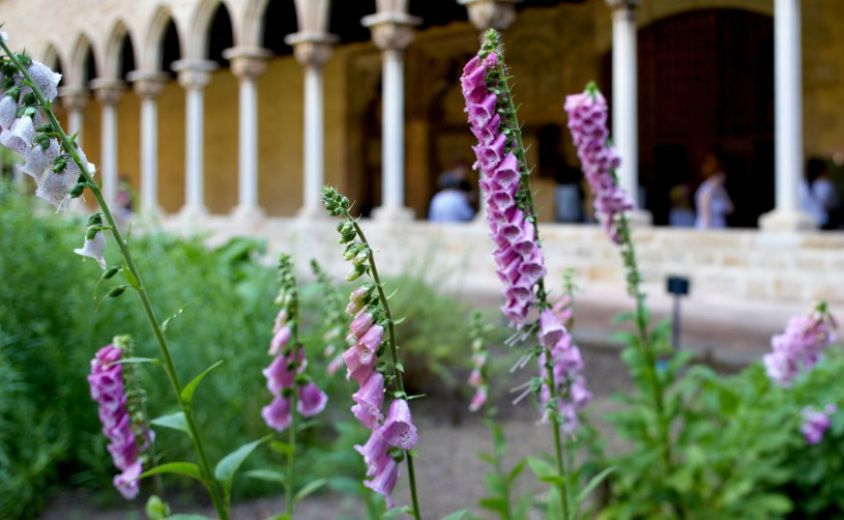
[
  {"xmin": 441, "ymin": 509, "xmax": 470, "ymax": 520},
  {"xmin": 121, "ymin": 262, "xmax": 140, "ymax": 289},
  {"xmin": 266, "ymin": 515, "xmax": 291, "ymax": 520},
  {"xmin": 526, "ymin": 456, "xmax": 557, "ymax": 480},
  {"xmin": 166, "ymin": 515, "xmax": 210, "ymax": 520},
  {"xmin": 181, "ymin": 360, "xmax": 225, "ymax": 405},
  {"xmin": 151, "ymin": 412, "xmax": 191, "ymax": 438},
  {"xmin": 245, "ymin": 469, "xmax": 286, "ymax": 485},
  {"xmin": 116, "ymin": 356, "xmax": 160, "ymax": 366},
  {"xmin": 382, "ymin": 506, "xmax": 413, "ymax": 519},
  {"xmin": 140, "ymin": 462, "xmax": 205, "ymax": 485},
  {"xmin": 214, "ymin": 436, "xmax": 270, "ymax": 496},
  {"xmin": 270, "ymin": 440, "xmax": 293, "ymax": 456},
  {"xmin": 294, "ymin": 477, "xmax": 327, "ymax": 503},
  {"xmin": 576, "ymin": 466, "xmax": 616, "ymax": 505}
]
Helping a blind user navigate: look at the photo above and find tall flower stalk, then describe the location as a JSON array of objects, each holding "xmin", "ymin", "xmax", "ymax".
[
  {"xmin": 0, "ymin": 36, "xmax": 229, "ymax": 518},
  {"xmin": 322, "ymin": 187, "xmax": 422, "ymax": 519},
  {"xmin": 461, "ymin": 29, "xmax": 591, "ymax": 518},
  {"xmin": 565, "ymin": 83, "xmax": 675, "ymax": 488},
  {"xmin": 262, "ymin": 255, "xmax": 328, "ymax": 518}
]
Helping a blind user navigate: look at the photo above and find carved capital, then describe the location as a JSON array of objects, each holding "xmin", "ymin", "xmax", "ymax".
[
  {"xmin": 127, "ymin": 70, "xmax": 169, "ymax": 98},
  {"xmin": 606, "ymin": 0, "xmax": 640, "ymax": 20},
  {"xmin": 223, "ymin": 47, "xmax": 271, "ymax": 79},
  {"xmin": 362, "ymin": 12, "xmax": 421, "ymax": 51},
  {"xmin": 89, "ymin": 79, "xmax": 125, "ymax": 105},
  {"xmin": 458, "ymin": 0, "xmax": 521, "ymax": 31},
  {"xmin": 285, "ymin": 32, "xmax": 337, "ymax": 67},
  {"xmin": 59, "ymin": 86, "xmax": 89, "ymax": 112},
  {"xmin": 172, "ymin": 59, "xmax": 217, "ymax": 90}
]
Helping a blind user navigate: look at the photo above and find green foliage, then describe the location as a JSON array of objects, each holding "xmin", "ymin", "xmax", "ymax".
[
  {"xmin": 600, "ymin": 315, "xmax": 844, "ymax": 519},
  {"xmin": 477, "ymin": 419, "xmax": 530, "ymax": 520}
]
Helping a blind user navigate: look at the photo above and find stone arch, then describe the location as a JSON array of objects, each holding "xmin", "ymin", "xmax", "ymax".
[
  {"xmin": 68, "ymin": 33, "xmax": 98, "ymax": 89},
  {"xmin": 186, "ymin": 0, "xmax": 237, "ymax": 59},
  {"xmin": 103, "ymin": 19, "xmax": 138, "ymax": 80},
  {"xmin": 41, "ymin": 43, "xmax": 62, "ymax": 71},
  {"xmin": 142, "ymin": 4, "xmax": 184, "ymax": 71},
  {"xmin": 239, "ymin": 0, "xmax": 270, "ymax": 49}
]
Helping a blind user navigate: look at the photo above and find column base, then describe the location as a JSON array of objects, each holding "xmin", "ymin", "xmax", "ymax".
[
  {"xmin": 626, "ymin": 209, "xmax": 653, "ymax": 227},
  {"xmin": 759, "ymin": 209, "xmax": 817, "ymax": 232},
  {"xmin": 296, "ymin": 204, "xmax": 330, "ymax": 220},
  {"xmin": 178, "ymin": 205, "xmax": 209, "ymax": 226},
  {"xmin": 372, "ymin": 205, "xmax": 415, "ymax": 221},
  {"xmin": 135, "ymin": 207, "xmax": 164, "ymax": 227},
  {"xmin": 232, "ymin": 205, "xmax": 265, "ymax": 223}
]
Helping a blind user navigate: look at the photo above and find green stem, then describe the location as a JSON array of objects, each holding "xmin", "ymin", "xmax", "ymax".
[
  {"xmin": 0, "ymin": 42, "xmax": 228, "ymax": 520},
  {"xmin": 491, "ymin": 44, "xmax": 569, "ymax": 517},
  {"xmin": 348, "ymin": 215, "xmax": 422, "ymax": 520},
  {"xmin": 286, "ymin": 323, "xmax": 300, "ymax": 518}
]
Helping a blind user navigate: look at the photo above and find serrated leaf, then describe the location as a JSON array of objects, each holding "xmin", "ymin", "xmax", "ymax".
[
  {"xmin": 116, "ymin": 357, "xmax": 160, "ymax": 366},
  {"xmin": 245, "ymin": 469, "xmax": 286, "ymax": 485},
  {"xmin": 140, "ymin": 462, "xmax": 205, "ymax": 485},
  {"xmin": 294, "ymin": 477, "xmax": 327, "ymax": 503},
  {"xmin": 214, "ymin": 436, "xmax": 270, "ymax": 496},
  {"xmin": 181, "ymin": 360, "xmax": 224, "ymax": 405},
  {"xmin": 151, "ymin": 412, "xmax": 191, "ymax": 438}
]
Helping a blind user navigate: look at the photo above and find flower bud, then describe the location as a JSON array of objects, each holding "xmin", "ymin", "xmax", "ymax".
[
  {"xmin": 346, "ymin": 263, "xmax": 366, "ymax": 281},
  {"xmin": 69, "ymin": 182, "xmax": 85, "ymax": 198}
]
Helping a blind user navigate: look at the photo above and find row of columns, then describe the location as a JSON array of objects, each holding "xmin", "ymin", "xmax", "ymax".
[{"xmin": 56, "ymin": 0, "xmax": 812, "ymax": 230}]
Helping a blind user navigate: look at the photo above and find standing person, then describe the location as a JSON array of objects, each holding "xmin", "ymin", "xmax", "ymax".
[
  {"xmin": 428, "ymin": 162, "xmax": 475, "ymax": 223},
  {"xmin": 800, "ymin": 157, "xmax": 839, "ymax": 229},
  {"xmin": 695, "ymin": 154, "xmax": 733, "ymax": 229},
  {"xmin": 554, "ymin": 163, "xmax": 583, "ymax": 223}
]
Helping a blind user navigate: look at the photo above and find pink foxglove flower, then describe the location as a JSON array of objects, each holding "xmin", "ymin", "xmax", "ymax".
[
  {"xmin": 88, "ymin": 343, "xmax": 152, "ymax": 500},
  {"xmin": 381, "ymin": 399, "xmax": 419, "ymax": 450},
  {"xmin": 262, "ymin": 396, "xmax": 292, "ymax": 432},
  {"xmin": 364, "ymin": 456, "xmax": 399, "ymax": 509},
  {"xmin": 461, "ymin": 42, "xmax": 547, "ymax": 327},
  {"xmin": 352, "ymin": 372, "xmax": 385, "ymax": 428},
  {"xmin": 467, "ymin": 312, "xmax": 491, "ymax": 412},
  {"xmin": 564, "ymin": 85, "xmax": 634, "ymax": 244},
  {"xmin": 763, "ymin": 306, "xmax": 837, "ymax": 387},
  {"xmin": 801, "ymin": 404, "xmax": 836, "ymax": 445},
  {"xmin": 268, "ymin": 325, "xmax": 292, "ymax": 356},
  {"xmin": 297, "ymin": 382, "xmax": 328, "ymax": 417}
]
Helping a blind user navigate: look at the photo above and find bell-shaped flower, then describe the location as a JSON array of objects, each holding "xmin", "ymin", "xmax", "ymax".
[
  {"xmin": 268, "ymin": 325, "xmax": 292, "ymax": 356},
  {"xmin": 113, "ymin": 460, "xmax": 142, "ymax": 500},
  {"xmin": 22, "ymin": 138, "xmax": 60, "ymax": 179},
  {"xmin": 263, "ymin": 350, "xmax": 302, "ymax": 394},
  {"xmin": 358, "ymin": 323, "xmax": 384, "ymax": 352},
  {"xmin": 469, "ymin": 386, "xmax": 488, "ymax": 412},
  {"xmin": 74, "ymin": 231, "xmax": 106, "ymax": 269},
  {"xmin": 261, "ymin": 396, "xmax": 292, "ymax": 432},
  {"xmin": 351, "ymin": 371, "xmax": 384, "ymax": 428},
  {"xmin": 0, "ymin": 115, "xmax": 34, "ymax": 155},
  {"xmin": 363, "ymin": 455, "xmax": 399, "ymax": 509},
  {"xmin": 350, "ymin": 310, "xmax": 374, "ymax": 339},
  {"xmin": 381, "ymin": 399, "xmax": 418, "ymax": 450},
  {"xmin": 27, "ymin": 60, "xmax": 62, "ymax": 101},
  {"xmin": 0, "ymin": 96, "xmax": 16, "ymax": 130},
  {"xmin": 355, "ymin": 428, "xmax": 389, "ymax": 477},
  {"xmin": 343, "ymin": 344, "xmax": 376, "ymax": 385},
  {"xmin": 297, "ymin": 382, "xmax": 328, "ymax": 417},
  {"xmin": 539, "ymin": 309, "xmax": 565, "ymax": 349}
]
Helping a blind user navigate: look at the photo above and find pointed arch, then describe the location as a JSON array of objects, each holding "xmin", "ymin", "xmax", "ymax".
[
  {"xmin": 240, "ymin": 0, "xmax": 270, "ymax": 49},
  {"xmin": 142, "ymin": 4, "xmax": 184, "ymax": 71},
  {"xmin": 103, "ymin": 19, "xmax": 137, "ymax": 80},
  {"xmin": 41, "ymin": 43, "xmax": 63, "ymax": 71},
  {"xmin": 68, "ymin": 33, "xmax": 98, "ymax": 89},
  {"xmin": 186, "ymin": 0, "xmax": 237, "ymax": 59}
]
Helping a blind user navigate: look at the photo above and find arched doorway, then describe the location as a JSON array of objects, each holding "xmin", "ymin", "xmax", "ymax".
[{"xmin": 606, "ymin": 8, "xmax": 775, "ymax": 227}]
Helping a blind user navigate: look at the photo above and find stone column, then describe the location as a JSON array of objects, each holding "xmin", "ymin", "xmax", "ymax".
[
  {"xmin": 606, "ymin": 0, "xmax": 650, "ymax": 224},
  {"xmin": 128, "ymin": 71, "xmax": 168, "ymax": 217},
  {"xmin": 173, "ymin": 59, "xmax": 216, "ymax": 220},
  {"xmin": 760, "ymin": 0, "xmax": 814, "ymax": 231},
  {"xmin": 59, "ymin": 87, "xmax": 88, "ymax": 146},
  {"xmin": 286, "ymin": 34, "xmax": 336, "ymax": 218},
  {"xmin": 363, "ymin": 9, "xmax": 421, "ymax": 221},
  {"xmin": 90, "ymin": 79, "xmax": 124, "ymax": 207},
  {"xmin": 224, "ymin": 47, "xmax": 270, "ymax": 222}
]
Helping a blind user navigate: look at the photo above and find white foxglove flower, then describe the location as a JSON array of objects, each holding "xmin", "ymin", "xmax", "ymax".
[
  {"xmin": 74, "ymin": 231, "xmax": 106, "ymax": 269},
  {"xmin": 0, "ymin": 115, "xmax": 34, "ymax": 155},
  {"xmin": 27, "ymin": 61, "xmax": 61, "ymax": 101},
  {"xmin": 35, "ymin": 169, "xmax": 70, "ymax": 209},
  {"xmin": 0, "ymin": 96, "xmax": 16, "ymax": 130},
  {"xmin": 22, "ymin": 138, "xmax": 60, "ymax": 179}
]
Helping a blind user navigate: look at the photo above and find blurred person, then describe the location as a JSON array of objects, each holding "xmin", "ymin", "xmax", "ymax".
[
  {"xmin": 554, "ymin": 163, "xmax": 583, "ymax": 223},
  {"xmin": 115, "ymin": 174, "xmax": 135, "ymax": 224},
  {"xmin": 800, "ymin": 157, "xmax": 839, "ymax": 229},
  {"xmin": 428, "ymin": 162, "xmax": 475, "ymax": 223},
  {"xmin": 695, "ymin": 154, "xmax": 733, "ymax": 229},
  {"xmin": 668, "ymin": 184, "xmax": 695, "ymax": 227}
]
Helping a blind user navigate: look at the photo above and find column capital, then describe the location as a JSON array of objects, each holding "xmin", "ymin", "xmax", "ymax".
[
  {"xmin": 89, "ymin": 79, "xmax": 125, "ymax": 105},
  {"xmin": 223, "ymin": 47, "xmax": 271, "ymax": 79},
  {"xmin": 362, "ymin": 12, "xmax": 421, "ymax": 51},
  {"xmin": 457, "ymin": 0, "xmax": 522, "ymax": 32},
  {"xmin": 173, "ymin": 59, "xmax": 217, "ymax": 90},
  {"xmin": 128, "ymin": 70, "xmax": 170, "ymax": 98},
  {"xmin": 59, "ymin": 86, "xmax": 89, "ymax": 111},
  {"xmin": 606, "ymin": 0, "xmax": 639, "ymax": 18},
  {"xmin": 285, "ymin": 32, "xmax": 338, "ymax": 67}
]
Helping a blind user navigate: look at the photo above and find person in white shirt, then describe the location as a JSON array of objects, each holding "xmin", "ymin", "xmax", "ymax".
[
  {"xmin": 799, "ymin": 157, "xmax": 839, "ymax": 229},
  {"xmin": 695, "ymin": 154, "xmax": 733, "ymax": 229}
]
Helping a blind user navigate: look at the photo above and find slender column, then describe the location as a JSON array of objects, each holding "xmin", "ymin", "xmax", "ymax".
[
  {"xmin": 129, "ymin": 71, "xmax": 168, "ymax": 217},
  {"xmin": 760, "ymin": 0, "xmax": 814, "ymax": 231},
  {"xmin": 224, "ymin": 48, "xmax": 270, "ymax": 221},
  {"xmin": 59, "ymin": 87, "xmax": 89, "ymax": 147},
  {"xmin": 91, "ymin": 79, "xmax": 124, "ymax": 208},
  {"xmin": 363, "ymin": 11, "xmax": 420, "ymax": 220},
  {"xmin": 173, "ymin": 60, "xmax": 216, "ymax": 220},
  {"xmin": 286, "ymin": 35, "xmax": 336, "ymax": 218}
]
